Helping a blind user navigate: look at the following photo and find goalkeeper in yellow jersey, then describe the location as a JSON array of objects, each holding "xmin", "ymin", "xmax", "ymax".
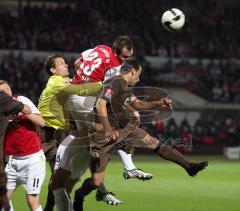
[{"xmin": 38, "ymin": 53, "xmax": 120, "ymax": 211}]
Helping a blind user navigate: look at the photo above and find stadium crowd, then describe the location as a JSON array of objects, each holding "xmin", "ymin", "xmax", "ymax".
[
  {"xmin": 1, "ymin": 0, "xmax": 240, "ymax": 103},
  {"xmin": 1, "ymin": 52, "xmax": 240, "ymax": 104},
  {"xmin": 147, "ymin": 115, "xmax": 240, "ymax": 148},
  {"xmin": 0, "ymin": 0, "xmax": 239, "ymax": 58},
  {"xmin": 155, "ymin": 58, "xmax": 240, "ymax": 103}
]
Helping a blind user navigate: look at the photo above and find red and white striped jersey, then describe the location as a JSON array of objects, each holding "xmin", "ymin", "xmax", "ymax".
[{"xmin": 72, "ymin": 45, "xmax": 121, "ymax": 83}]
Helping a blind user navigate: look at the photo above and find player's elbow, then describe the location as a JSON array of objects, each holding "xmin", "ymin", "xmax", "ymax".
[{"xmin": 96, "ymin": 99, "xmax": 106, "ymax": 111}]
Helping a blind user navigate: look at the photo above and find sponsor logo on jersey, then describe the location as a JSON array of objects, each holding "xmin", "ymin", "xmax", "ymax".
[{"xmin": 105, "ymin": 89, "xmax": 113, "ymax": 99}]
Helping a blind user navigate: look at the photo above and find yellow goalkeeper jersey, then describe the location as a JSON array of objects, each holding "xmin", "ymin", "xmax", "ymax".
[{"xmin": 38, "ymin": 75, "xmax": 102, "ymax": 129}]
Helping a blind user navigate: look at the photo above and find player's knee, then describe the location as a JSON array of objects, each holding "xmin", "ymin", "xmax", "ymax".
[
  {"xmin": 154, "ymin": 142, "xmax": 172, "ymax": 154},
  {"xmin": 145, "ymin": 135, "xmax": 159, "ymax": 149},
  {"xmin": 27, "ymin": 194, "xmax": 40, "ymax": 210}
]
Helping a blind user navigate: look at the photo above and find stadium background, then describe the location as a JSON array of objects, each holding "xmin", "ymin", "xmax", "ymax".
[{"xmin": 0, "ymin": 0, "xmax": 240, "ymax": 210}]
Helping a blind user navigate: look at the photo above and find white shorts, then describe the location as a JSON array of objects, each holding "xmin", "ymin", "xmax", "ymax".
[
  {"xmin": 54, "ymin": 135, "xmax": 90, "ymax": 179},
  {"xmin": 67, "ymin": 95, "xmax": 96, "ymax": 130},
  {"xmin": 5, "ymin": 150, "xmax": 46, "ymax": 195},
  {"xmin": 67, "ymin": 95, "xmax": 96, "ymax": 113}
]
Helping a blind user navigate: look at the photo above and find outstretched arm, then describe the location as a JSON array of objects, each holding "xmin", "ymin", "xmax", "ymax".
[
  {"xmin": 131, "ymin": 98, "xmax": 173, "ymax": 110},
  {"xmin": 63, "ymin": 82, "xmax": 102, "ymax": 96}
]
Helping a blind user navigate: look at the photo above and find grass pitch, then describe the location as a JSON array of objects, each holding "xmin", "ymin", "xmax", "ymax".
[{"xmin": 12, "ymin": 155, "xmax": 240, "ymax": 211}]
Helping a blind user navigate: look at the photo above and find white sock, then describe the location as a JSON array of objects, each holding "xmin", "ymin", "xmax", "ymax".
[
  {"xmin": 34, "ymin": 206, "xmax": 42, "ymax": 211},
  {"xmin": 9, "ymin": 200, "xmax": 14, "ymax": 211},
  {"xmin": 118, "ymin": 150, "xmax": 136, "ymax": 170},
  {"xmin": 53, "ymin": 188, "xmax": 72, "ymax": 211}
]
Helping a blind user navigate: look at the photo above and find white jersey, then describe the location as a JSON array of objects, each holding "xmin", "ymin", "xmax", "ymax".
[{"xmin": 17, "ymin": 95, "xmax": 40, "ymax": 114}]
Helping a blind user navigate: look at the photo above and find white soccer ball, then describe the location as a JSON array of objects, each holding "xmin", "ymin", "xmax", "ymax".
[{"xmin": 161, "ymin": 8, "xmax": 185, "ymax": 31}]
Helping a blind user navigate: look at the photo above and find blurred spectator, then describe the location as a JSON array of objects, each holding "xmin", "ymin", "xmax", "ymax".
[
  {"xmin": 154, "ymin": 117, "xmax": 165, "ymax": 135},
  {"xmin": 236, "ymin": 119, "xmax": 240, "ymax": 146},
  {"xmin": 221, "ymin": 117, "xmax": 237, "ymax": 146},
  {"xmin": 202, "ymin": 119, "xmax": 217, "ymax": 145},
  {"xmin": 193, "ymin": 118, "xmax": 205, "ymax": 142},
  {"xmin": 166, "ymin": 118, "xmax": 179, "ymax": 138},
  {"xmin": 179, "ymin": 118, "xmax": 191, "ymax": 136}
]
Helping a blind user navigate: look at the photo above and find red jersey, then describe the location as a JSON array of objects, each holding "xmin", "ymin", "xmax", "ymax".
[
  {"xmin": 4, "ymin": 96, "xmax": 42, "ymax": 156},
  {"xmin": 72, "ymin": 45, "xmax": 121, "ymax": 83}
]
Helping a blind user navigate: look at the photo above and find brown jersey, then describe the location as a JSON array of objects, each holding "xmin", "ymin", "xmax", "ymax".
[
  {"xmin": 93, "ymin": 75, "xmax": 134, "ymax": 129},
  {"xmin": 0, "ymin": 91, "xmax": 23, "ymax": 170}
]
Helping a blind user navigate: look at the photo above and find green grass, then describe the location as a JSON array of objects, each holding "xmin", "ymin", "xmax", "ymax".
[{"xmin": 12, "ymin": 155, "xmax": 240, "ymax": 211}]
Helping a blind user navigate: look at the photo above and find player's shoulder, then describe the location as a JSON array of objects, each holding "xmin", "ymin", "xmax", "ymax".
[
  {"xmin": 49, "ymin": 75, "xmax": 70, "ymax": 86},
  {"xmin": 105, "ymin": 75, "xmax": 125, "ymax": 86},
  {"xmin": 96, "ymin": 45, "xmax": 112, "ymax": 56},
  {"xmin": 15, "ymin": 95, "xmax": 31, "ymax": 103},
  {"xmin": 97, "ymin": 45, "xmax": 111, "ymax": 51},
  {"xmin": 15, "ymin": 95, "xmax": 35, "ymax": 107},
  {"xmin": 16, "ymin": 95, "xmax": 40, "ymax": 114}
]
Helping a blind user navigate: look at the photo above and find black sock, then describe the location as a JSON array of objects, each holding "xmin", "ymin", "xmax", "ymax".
[
  {"xmin": 73, "ymin": 178, "xmax": 96, "ymax": 211},
  {"xmin": 43, "ymin": 185, "xmax": 55, "ymax": 211},
  {"xmin": 97, "ymin": 183, "xmax": 108, "ymax": 195}
]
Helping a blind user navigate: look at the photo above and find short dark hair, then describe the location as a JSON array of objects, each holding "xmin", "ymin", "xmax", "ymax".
[
  {"xmin": 44, "ymin": 53, "xmax": 64, "ymax": 75},
  {"xmin": 120, "ymin": 58, "xmax": 141, "ymax": 74},
  {"xmin": 112, "ymin": 35, "xmax": 133, "ymax": 55}
]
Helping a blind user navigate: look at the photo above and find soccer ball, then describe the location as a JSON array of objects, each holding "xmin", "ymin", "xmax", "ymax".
[{"xmin": 161, "ymin": 8, "xmax": 185, "ymax": 31}]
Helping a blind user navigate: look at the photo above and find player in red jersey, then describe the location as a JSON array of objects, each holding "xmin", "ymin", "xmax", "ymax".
[
  {"xmin": 1, "ymin": 81, "xmax": 46, "ymax": 211},
  {"xmin": 71, "ymin": 36, "xmax": 154, "ymax": 181},
  {"xmin": 0, "ymin": 80, "xmax": 32, "ymax": 210},
  {"xmin": 72, "ymin": 36, "xmax": 133, "ymax": 83}
]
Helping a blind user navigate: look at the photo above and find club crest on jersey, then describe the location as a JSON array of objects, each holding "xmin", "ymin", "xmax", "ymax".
[{"xmin": 104, "ymin": 89, "xmax": 113, "ymax": 99}]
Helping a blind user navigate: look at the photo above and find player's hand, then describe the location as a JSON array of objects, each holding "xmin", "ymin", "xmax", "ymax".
[
  {"xmin": 74, "ymin": 57, "xmax": 82, "ymax": 71},
  {"xmin": 133, "ymin": 111, "xmax": 141, "ymax": 126},
  {"xmin": 159, "ymin": 98, "xmax": 173, "ymax": 109},
  {"xmin": 105, "ymin": 130, "xmax": 119, "ymax": 142},
  {"xmin": 9, "ymin": 114, "xmax": 18, "ymax": 121}
]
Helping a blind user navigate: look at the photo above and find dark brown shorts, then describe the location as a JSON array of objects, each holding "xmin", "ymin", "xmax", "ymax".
[
  {"xmin": 89, "ymin": 124, "xmax": 148, "ymax": 173},
  {"xmin": 39, "ymin": 126, "xmax": 70, "ymax": 161}
]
